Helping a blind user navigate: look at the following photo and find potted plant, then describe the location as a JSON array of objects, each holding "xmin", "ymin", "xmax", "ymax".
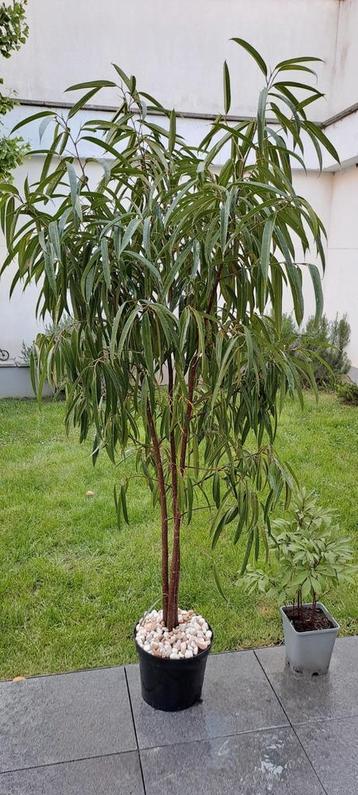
[
  {"xmin": 244, "ymin": 489, "xmax": 355, "ymax": 675},
  {"xmin": 1, "ymin": 41, "xmax": 338, "ymax": 708}
]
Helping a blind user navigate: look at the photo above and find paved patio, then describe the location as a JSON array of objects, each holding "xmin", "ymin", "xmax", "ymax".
[{"xmin": 1, "ymin": 637, "xmax": 358, "ymax": 794}]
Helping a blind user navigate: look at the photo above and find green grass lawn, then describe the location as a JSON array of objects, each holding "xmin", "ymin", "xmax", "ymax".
[{"xmin": 1, "ymin": 393, "xmax": 357, "ymax": 679}]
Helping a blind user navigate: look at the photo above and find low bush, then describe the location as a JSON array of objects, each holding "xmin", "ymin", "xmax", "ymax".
[
  {"xmin": 281, "ymin": 313, "xmax": 351, "ymax": 389},
  {"xmin": 243, "ymin": 489, "xmax": 355, "ymax": 612},
  {"xmin": 337, "ymin": 382, "xmax": 358, "ymax": 406}
]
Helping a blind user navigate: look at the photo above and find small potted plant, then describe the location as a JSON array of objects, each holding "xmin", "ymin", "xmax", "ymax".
[
  {"xmin": 1, "ymin": 42, "xmax": 338, "ymax": 708},
  {"xmin": 244, "ymin": 489, "xmax": 355, "ymax": 675}
]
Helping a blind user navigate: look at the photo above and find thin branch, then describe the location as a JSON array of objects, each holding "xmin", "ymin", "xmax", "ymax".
[
  {"xmin": 167, "ymin": 354, "xmax": 181, "ymax": 631},
  {"xmin": 147, "ymin": 403, "xmax": 169, "ymax": 625}
]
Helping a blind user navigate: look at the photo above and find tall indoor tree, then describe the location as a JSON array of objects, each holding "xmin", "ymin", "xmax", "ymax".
[{"xmin": 1, "ymin": 40, "xmax": 338, "ymax": 637}]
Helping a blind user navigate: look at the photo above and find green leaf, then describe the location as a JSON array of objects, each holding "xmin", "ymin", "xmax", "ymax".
[
  {"xmin": 223, "ymin": 60, "xmax": 231, "ymax": 114},
  {"xmin": 260, "ymin": 217, "xmax": 274, "ymax": 283},
  {"xmin": 276, "ymin": 56, "xmax": 322, "ymax": 69},
  {"xmin": 48, "ymin": 221, "xmax": 61, "ymax": 261},
  {"xmin": 275, "ymin": 64, "xmax": 318, "ymax": 76},
  {"xmin": 11, "ymin": 110, "xmax": 55, "ymax": 134},
  {"xmin": 126, "ymin": 252, "xmax": 160, "ymax": 283},
  {"xmin": 213, "ymin": 563, "xmax": 228, "ymax": 602},
  {"xmin": 100, "ymin": 238, "xmax": 111, "ymax": 288},
  {"xmin": 68, "ymin": 87, "xmax": 100, "ymax": 119},
  {"xmin": 66, "ymin": 163, "xmax": 81, "ymax": 221},
  {"xmin": 213, "ymin": 472, "xmax": 221, "ymax": 509},
  {"xmin": 81, "ymin": 135, "xmax": 121, "ymax": 159},
  {"xmin": 220, "ymin": 192, "xmax": 231, "ymax": 252},
  {"xmin": 240, "ymin": 529, "xmax": 254, "ymax": 575},
  {"xmin": 285, "ymin": 261, "xmax": 304, "ymax": 325},
  {"xmin": 117, "ymin": 306, "xmax": 139, "ymax": 359},
  {"xmin": 234, "ymin": 509, "xmax": 247, "ymax": 544},
  {"xmin": 66, "ymin": 79, "xmax": 117, "ymax": 91},
  {"xmin": 113, "ymin": 485, "xmax": 122, "ymax": 530},
  {"xmin": 231, "ymin": 38, "xmax": 268, "ymax": 77},
  {"xmin": 186, "ymin": 476, "xmax": 193, "ymax": 524},
  {"xmin": 211, "ymin": 336, "xmax": 237, "ymax": 409},
  {"xmin": 308, "ymin": 263, "xmax": 323, "ymax": 324},
  {"xmin": 119, "ymin": 217, "xmax": 141, "ymax": 254},
  {"xmin": 190, "ymin": 308, "xmax": 205, "ymax": 359},
  {"xmin": 304, "ymin": 121, "xmax": 340, "ymax": 163},
  {"xmin": 257, "ymin": 87, "xmax": 268, "ymax": 149},
  {"xmin": 121, "ymin": 483, "xmax": 129, "ymax": 524},
  {"xmin": 244, "ymin": 326, "xmax": 254, "ymax": 372},
  {"xmin": 39, "ymin": 116, "xmax": 53, "ymax": 142},
  {"xmin": 169, "ymin": 109, "xmax": 176, "ymax": 155},
  {"xmin": 141, "ymin": 311, "xmax": 154, "ymax": 376}
]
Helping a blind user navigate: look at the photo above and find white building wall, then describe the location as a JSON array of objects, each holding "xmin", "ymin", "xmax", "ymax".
[
  {"xmin": 324, "ymin": 166, "xmax": 358, "ymax": 363},
  {"xmin": 330, "ymin": 0, "xmax": 358, "ymax": 117},
  {"xmin": 1, "ymin": 0, "xmax": 338, "ymax": 118}
]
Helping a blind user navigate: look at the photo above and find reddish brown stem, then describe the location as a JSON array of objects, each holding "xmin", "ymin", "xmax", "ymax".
[
  {"xmin": 147, "ymin": 404, "xmax": 169, "ymax": 626},
  {"xmin": 165, "ymin": 266, "xmax": 223, "ymax": 630},
  {"xmin": 166, "ymin": 355, "xmax": 199, "ymax": 631},
  {"xmin": 167, "ymin": 356, "xmax": 181, "ymax": 631}
]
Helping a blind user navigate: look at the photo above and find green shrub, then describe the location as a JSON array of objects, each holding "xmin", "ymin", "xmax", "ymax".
[
  {"xmin": 244, "ymin": 489, "xmax": 355, "ymax": 612},
  {"xmin": 281, "ymin": 313, "xmax": 351, "ymax": 388},
  {"xmin": 302, "ymin": 314, "xmax": 351, "ymax": 387},
  {"xmin": 337, "ymin": 382, "xmax": 358, "ymax": 406}
]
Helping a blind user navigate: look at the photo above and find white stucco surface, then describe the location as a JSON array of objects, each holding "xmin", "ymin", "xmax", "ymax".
[
  {"xmin": 330, "ymin": 0, "xmax": 358, "ymax": 116},
  {"xmin": 1, "ymin": 0, "xmax": 338, "ymax": 118},
  {"xmin": 324, "ymin": 166, "xmax": 358, "ymax": 362}
]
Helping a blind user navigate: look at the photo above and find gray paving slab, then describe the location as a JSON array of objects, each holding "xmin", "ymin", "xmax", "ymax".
[
  {"xmin": 126, "ymin": 650, "xmax": 288, "ymax": 750},
  {"xmin": 140, "ymin": 728, "xmax": 325, "ymax": 795},
  {"xmin": 0, "ymin": 667, "xmax": 136, "ymax": 773},
  {"xmin": 296, "ymin": 716, "xmax": 358, "ymax": 795},
  {"xmin": 0, "ymin": 752, "xmax": 144, "ymax": 795},
  {"xmin": 256, "ymin": 636, "xmax": 358, "ymax": 724}
]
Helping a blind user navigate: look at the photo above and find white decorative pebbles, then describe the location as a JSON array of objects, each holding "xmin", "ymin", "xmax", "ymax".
[{"xmin": 135, "ymin": 608, "xmax": 212, "ymax": 659}]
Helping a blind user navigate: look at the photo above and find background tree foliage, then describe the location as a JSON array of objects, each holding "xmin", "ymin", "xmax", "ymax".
[
  {"xmin": 0, "ymin": 40, "xmax": 339, "ymax": 629},
  {"xmin": 280, "ymin": 312, "xmax": 351, "ymax": 387},
  {"xmin": 0, "ymin": 0, "xmax": 29, "ymax": 180}
]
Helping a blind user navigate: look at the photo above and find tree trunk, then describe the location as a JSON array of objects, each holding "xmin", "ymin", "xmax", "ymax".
[
  {"xmin": 147, "ymin": 405, "xmax": 169, "ymax": 627},
  {"xmin": 167, "ymin": 356, "xmax": 198, "ymax": 630},
  {"xmin": 167, "ymin": 356, "xmax": 181, "ymax": 631}
]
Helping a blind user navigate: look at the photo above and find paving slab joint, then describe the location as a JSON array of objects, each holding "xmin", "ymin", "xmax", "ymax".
[
  {"xmin": 253, "ymin": 650, "xmax": 329, "ymax": 795},
  {"xmin": 124, "ymin": 665, "xmax": 147, "ymax": 794}
]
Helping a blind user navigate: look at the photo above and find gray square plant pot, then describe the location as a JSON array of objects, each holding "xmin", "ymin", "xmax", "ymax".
[{"xmin": 280, "ymin": 601, "xmax": 340, "ymax": 676}]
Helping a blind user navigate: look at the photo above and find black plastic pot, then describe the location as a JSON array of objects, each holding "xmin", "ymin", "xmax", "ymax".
[{"xmin": 134, "ymin": 624, "xmax": 212, "ymax": 711}]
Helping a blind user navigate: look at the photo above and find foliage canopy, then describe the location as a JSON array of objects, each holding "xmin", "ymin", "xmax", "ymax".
[{"xmin": 0, "ymin": 39, "xmax": 339, "ymax": 628}]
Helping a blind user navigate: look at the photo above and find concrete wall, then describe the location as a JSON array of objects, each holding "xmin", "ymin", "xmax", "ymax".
[
  {"xmin": 0, "ymin": 158, "xmax": 48, "ymax": 362},
  {"xmin": 324, "ymin": 165, "xmax": 358, "ymax": 362},
  {"xmin": 1, "ymin": 0, "xmax": 338, "ymax": 119},
  {"xmin": 330, "ymin": 0, "xmax": 358, "ymax": 116},
  {"xmin": 0, "ymin": 366, "xmax": 53, "ymax": 399}
]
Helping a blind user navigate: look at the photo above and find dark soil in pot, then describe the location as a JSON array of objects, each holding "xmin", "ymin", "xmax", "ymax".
[{"xmin": 284, "ymin": 604, "xmax": 335, "ymax": 633}]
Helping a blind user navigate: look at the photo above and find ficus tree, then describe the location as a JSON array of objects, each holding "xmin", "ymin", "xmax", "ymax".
[{"xmin": 0, "ymin": 40, "xmax": 338, "ymax": 630}]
